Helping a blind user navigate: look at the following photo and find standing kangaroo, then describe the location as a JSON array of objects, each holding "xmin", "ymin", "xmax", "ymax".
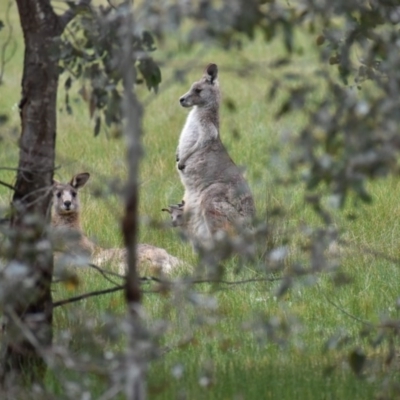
[
  {"xmin": 166, "ymin": 63, "xmax": 255, "ymax": 249},
  {"xmin": 53, "ymin": 172, "xmax": 185, "ymax": 274}
]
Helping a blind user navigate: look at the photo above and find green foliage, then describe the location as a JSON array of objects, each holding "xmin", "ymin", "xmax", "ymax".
[
  {"xmin": 56, "ymin": 3, "xmax": 161, "ymax": 136},
  {"xmin": 137, "ymin": 0, "xmax": 400, "ymax": 208},
  {"xmin": 3, "ymin": 0, "xmax": 400, "ymax": 398}
]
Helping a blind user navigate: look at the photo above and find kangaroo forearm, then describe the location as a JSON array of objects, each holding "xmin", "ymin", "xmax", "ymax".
[{"xmin": 178, "ymin": 145, "xmax": 198, "ymax": 169}]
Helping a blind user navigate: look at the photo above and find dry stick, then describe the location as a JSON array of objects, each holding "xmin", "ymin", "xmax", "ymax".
[
  {"xmin": 6, "ymin": 307, "xmax": 43, "ymax": 349},
  {"xmin": 0, "ymin": 165, "xmax": 62, "ymax": 173},
  {"xmin": 317, "ymin": 238, "xmax": 400, "ymax": 327},
  {"xmin": 52, "ymin": 276, "xmax": 283, "ymax": 308},
  {"xmin": 59, "ymin": 0, "xmax": 92, "ymax": 30},
  {"xmin": 119, "ymin": 5, "xmax": 146, "ymax": 400},
  {"xmin": 87, "ymin": 263, "xmax": 124, "ymax": 286},
  {"xmin": 188, "ymin": 276, "xmax": 282, "ymax": 285},
  {"xmin": 121, "ymin": 25, "xmax": 142, "ymax": 306},
  {"xmin": 0, "ymin": 179, "xmax": 15, "ymax": 191},
  {"xmin": 97, "ymin": 384, "xmax": 123, "ymax": 400},
  {"xmin": 53, "ymin": 285, "xmax": 124, "ymax": 308},
  {"xmin": 340, "ymin": 238, "xmax": 400, "ymax": 266},
  {"xmin": 322, "ymin": 293, "xmax": 373, "ymax": 326}
]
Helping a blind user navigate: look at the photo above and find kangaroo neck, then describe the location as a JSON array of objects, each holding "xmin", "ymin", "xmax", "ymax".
[
  {"xmin": 53, "ymin": 212, "xmax": 81, "ymax": 229},
  {"xmin": 193, "ymin": 104, "xmax": 219, "ymax": 133}
]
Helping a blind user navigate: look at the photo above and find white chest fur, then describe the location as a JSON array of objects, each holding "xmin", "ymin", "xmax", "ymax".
[{"xmin": 177, "ymin": 107, "xmax": 201, "ymax": 162}]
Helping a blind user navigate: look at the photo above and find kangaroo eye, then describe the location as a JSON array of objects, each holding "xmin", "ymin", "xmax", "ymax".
[
  {"xmin": 195, "ymin": 88, "xmax": 202, "ymax": 94},
  {"xmin": 56, "ymin": 192, "xmax": 62, "ymax": 198},
  {"xmin": 71, "ymin": 191, "xmax": 77, "ymax": 198}
]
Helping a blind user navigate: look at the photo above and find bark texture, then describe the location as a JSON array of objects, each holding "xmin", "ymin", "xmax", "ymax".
[{"xmin": 0, "ymin": 0, "xmax": 65, "ymax": 388}]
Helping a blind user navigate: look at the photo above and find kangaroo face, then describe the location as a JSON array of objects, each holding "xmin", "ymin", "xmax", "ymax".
[
  {"xmin": 162, "ymin": 201, "xmax": 185, "ymax": 227},
  {"xmin": 53, "ymin": 184, "xmax": 79, "ymax": 215},
  {"xmin": 53, "ymin": 172, "xmax": 90, "ymax": 216},
  {"xmin": 179, "ymin": 63, "xmax": 220, "ymax": 108}
]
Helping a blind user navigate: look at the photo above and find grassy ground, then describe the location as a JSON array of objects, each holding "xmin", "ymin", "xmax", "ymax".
[{"xmin": 1, "ymin": 2, "xmax": 400, "ymax": 399}]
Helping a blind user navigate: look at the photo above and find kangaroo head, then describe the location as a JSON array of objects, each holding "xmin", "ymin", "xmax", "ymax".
[
  {"xmin": 179, "ymin": 63, "xmax": 220, "ymax": 108},
  {"xmin": 53, "ymin": 172, "xmax": 90, "ymax": 216},
  {"xmin": 162, "ymin": 200, "xmax": 185, "ymax": 227}
]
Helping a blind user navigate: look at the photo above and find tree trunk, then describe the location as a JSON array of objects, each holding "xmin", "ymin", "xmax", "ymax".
[{"xmin": 0, "ymin": 0, "xmax": 65, "ymax": 388}]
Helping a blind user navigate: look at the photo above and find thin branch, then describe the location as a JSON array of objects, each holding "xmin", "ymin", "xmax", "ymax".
[
  {"xmin": 188, "ymin": 276, "xmax": 283, "ymax": 285},
  {"xmin": 52, "ymin": 263, "xmax": 124, "ymax": 286},
  {"xmin": 0, "ymin": 179, "xmax": 15, "ymax": 191},
  {"xmin": 59, "ymin": 0, "xmax": 92, "ymax": 30},
  {"xmin": 340, "ymin": 238, "xmax": 400, "ymax": 267},
  {"xmin": 17, "ymin": 185, "xmax": 52, "ymax": 208},
  {"xmin": 318, "ymin": 286, "xmax": 373, "ymax": 326},
  {"xmin": 120, "ymin": 0, "xmax": 143, "ymax": 311},
  {"xmin": 0, "ymin": 165, "xmax": 61, "ymax": 173},
  {"xmin": 52, "ymin": 275, "xmax": 283, "ymax": 308},
  {"xmin": 106, "ymin": 0, "xmax": 117, "ymax": 10},
  {"xmin": 97, "ymin": 384, "xmax": 123, "ymax": 400},
  {"xmin": 87, "ymin": 263, "xmax": 124, "ymax": 286},
  {"xmin": 4, "ymin": 306, "xmax": 52, "ymax": 364},
  {"xmin": 53, "ymin": 285, "xmax": 124, "ymax": 308}
]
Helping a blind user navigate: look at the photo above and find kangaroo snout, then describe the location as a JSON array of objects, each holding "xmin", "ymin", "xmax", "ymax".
[
  {"xmin": 64, "ymin": 200, "xmax": 72, "ymax": 209},
  {"xmin": 179, "ymin": 96, "xmax": 192, "ymax": 108}
]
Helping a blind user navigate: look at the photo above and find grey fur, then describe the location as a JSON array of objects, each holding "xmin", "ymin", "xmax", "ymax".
[
  {"xmin": 53, "ymin": 173, "xmax": 185, "ymax": 274},
  {"xmin": 174, "ymin": 63, "xmax": 255, "ymax": 249}
]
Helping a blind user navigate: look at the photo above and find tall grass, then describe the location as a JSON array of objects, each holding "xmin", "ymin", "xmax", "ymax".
[{"xmin": 1, "ymin": 2, "xmax": 400, "ymax": 398}]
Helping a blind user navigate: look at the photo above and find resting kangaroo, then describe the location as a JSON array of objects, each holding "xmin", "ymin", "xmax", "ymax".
[
  {"xmin": 53, "ymin": 172, "xmax": 184, "ymax": 274},
  {"xmin": 166, "ymin": 63, "xmax": 255, "ymax": 248}
]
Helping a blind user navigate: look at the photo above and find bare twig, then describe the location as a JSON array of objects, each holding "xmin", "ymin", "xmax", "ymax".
[
  {"xmin": 52, "ymin": 263, "xmax": 125, "ymax": 286},
  {"xmin": 53, "ymin": 285, "xmax": 124, "ymax": 308},
  {"xmin": 0, "ymin": 179, "xmax": 15, "ymax": 191},
  {"xmin": 318, "ymin": 284, "xmax": 373, "ymax": 326},
  {"xmin": 0, "ymin": 165, "xmax": 61, "ymax": 173},
  {"xmin": 87, "ymin": 263, "xmax": 124, "ymax": 286},
  {"xmin": 52, "ymin": 275, "xmax": 283, "ymax": 308},
  {"xmin": 339, "ymin": 238, "xmax": 400, "ymax": 267},
  {"xmin": 17, "ymin": 184, "xmax": 53, "ymax": 208},
  {"xmin": 324, "ymin": 295, "xmax": 373, "ymax": 326},
  {"xmin": 188, "ymin": 276, "xmax": 283, "ymax": 285},
  {"xmin": 118, "ymin": 6, "xmax": 148, "ymax": 398},
  {"xmin": 97, "ymin": 384, "xmax": 123, "ymax": 400},
  {"xmin": 59, "ymin": 0, "xmax": 92, "ymax": 30},
  {"xmin": 121, "ymin": 13, "xmax": 143, "ymax": 307},
  {"xmin": 106, "ymin": 0, "xmax": 117, "ymax": 10}
]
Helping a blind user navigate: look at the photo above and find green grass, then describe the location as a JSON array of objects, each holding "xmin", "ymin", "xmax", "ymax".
[{"xmin": 1, "ymin": 2, "xmax": 400, "ymax": 399}]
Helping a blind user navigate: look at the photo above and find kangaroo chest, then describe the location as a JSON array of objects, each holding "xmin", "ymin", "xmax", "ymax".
[{"xmin": 177, "ymin": 109, "xmax": 203, "ymax": 160}]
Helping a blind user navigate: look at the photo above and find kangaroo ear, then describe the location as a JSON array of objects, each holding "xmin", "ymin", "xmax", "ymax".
[
  {"xmin": 52, "ymin": 179, "xmax": 60, "ymax": 192},
  {"xmin": 70, "ymin": 172, "xmax": 90, "ymax": 189},
  {"xmin": 204, "ymin": 63, "xmax": 218, "ymax": 84}
]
